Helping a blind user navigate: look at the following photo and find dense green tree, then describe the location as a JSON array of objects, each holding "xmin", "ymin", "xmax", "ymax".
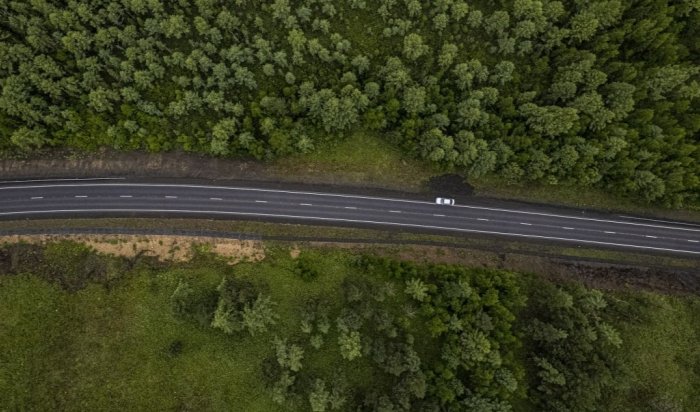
[
  {"xmin": 274, "ymin": 336, "xmax": 305, "ymax": 372},
  {"xmin": 402, "ymin": 86, "xmax": 426, "ymax": 115},
  {"xmin": 404, "ymin": 278, "xmax": 429, "ymax": 302},
  {"xmin": 338, "ymin": 330, "xmax": 362, "ymax": 361},
  {"xmin": 210, "ymin": 277, "xmax": 279, "ymax": 336},
  {"xmin": 309, "ymin": 379, "xmax": 331, "ymax": 412},
  {"xmin": 242, "ymin": 295, "xmax": 279, "ymax": 336},
  {"xmin": 403, "ymin": 33, "xmax": 430, "ymax": 61}
]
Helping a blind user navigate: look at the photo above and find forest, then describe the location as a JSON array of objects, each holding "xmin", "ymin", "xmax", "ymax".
[{"xmin": 0, "ymin": 1, "xmax": 699, "ymax": 205}]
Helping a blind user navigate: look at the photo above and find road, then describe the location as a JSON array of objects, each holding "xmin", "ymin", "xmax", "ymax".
[{"xmin": 0, "ymin": 178, "xmax": 699, "ymax": 256}]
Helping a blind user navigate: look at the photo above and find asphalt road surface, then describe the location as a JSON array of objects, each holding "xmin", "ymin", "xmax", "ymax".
[{"xmin": 0, "ymin": 178, "xmax": 699, "ymax": 256}]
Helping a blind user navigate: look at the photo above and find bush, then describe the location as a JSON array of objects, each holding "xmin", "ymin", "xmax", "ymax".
[
  {"xmin": 170, "ymin": 280, "xmax": 219, "ymax": 326},
  {"xmin": 294, "ymin": 255, "xmax": 320, "ymax": 281}
]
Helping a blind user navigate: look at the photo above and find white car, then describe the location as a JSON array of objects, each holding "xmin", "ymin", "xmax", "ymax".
[{"xmin": 435, "ymin": 197, "xmax": 455, "ymax": 206}]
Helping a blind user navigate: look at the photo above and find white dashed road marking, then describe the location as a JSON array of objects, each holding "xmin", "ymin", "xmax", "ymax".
[
  {"xmin": 619, "ymin": 215, "xmax": 700, "ymax": 228},
  {"xmin": 477, "ymin": 218, "xmax": 489, "ymax": 221},
  {"xmin": 433, "ymin": 214, "xmax": 445, "ymax": 217},
  {"xmin": 344, "ymin": 206, "xmax": 357, "ymax": 209},
  {"xmin": 30, "ymin": 196, "xmax": 43, "ymax": 199},
  {"xmin": 165, "ymin": 196, "xmax": 177, "ymax": 199},
  {"xmin": 562, "ymin": 227, "xmax": 574, "ymax": 230},
  {"xmin": 300, "ymin": 203, "xmax": 312, "ymax": 206},
  {"xmin": 689, "ymin": 240, "xmax": 699, "ymax": 243},
  {"xmin": 645, "ymin": 235, "xmax": 657, "ymax": 239},
  {"xmin": 75, "ymin": 195, "xmax": 87, "ymax": 198},
  {"xmin": 120, "ymin": 195, "xmax": 132, "ymax": 198},
  {"xmin": 389, "ymin": 210, "xmax": 401, "ymax": 213},
  {"xmin": 255, "ymin": 200, "xmax": 267, "ymax": 203},
  {"xmin": 210, "ymin": 197, "xmax": 222, "ymax": 200},
  {"xmin": 604, "ymin": 231, "xmax": 616, "ymax": 234},
  {"xmin": 520, "ymin": 222, "xmax": 532, "ymax": 226}
]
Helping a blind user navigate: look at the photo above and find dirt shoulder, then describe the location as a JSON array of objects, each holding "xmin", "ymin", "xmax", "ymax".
[{"xmin": 0, "ymin": 233, "xmax": 264, "ymax": 264}]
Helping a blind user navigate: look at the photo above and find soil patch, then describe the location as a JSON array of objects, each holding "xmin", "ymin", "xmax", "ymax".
[{"xmin": 0, "ymin": 234, "xmax": 265, "ymax": 264}]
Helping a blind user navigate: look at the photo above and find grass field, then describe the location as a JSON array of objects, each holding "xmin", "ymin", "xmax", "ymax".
[
  {"xmin": 0, "ymin": 268, "xmax": 282, "ymax": 410},
  {"xmin": 271, "ymin": 130, "xmax": 437, "ymax": 191}
]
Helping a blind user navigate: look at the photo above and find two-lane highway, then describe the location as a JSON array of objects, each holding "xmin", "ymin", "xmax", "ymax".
[{"xmin": 0, "ymin": 179, "xmax": 699, "ymax": 256}]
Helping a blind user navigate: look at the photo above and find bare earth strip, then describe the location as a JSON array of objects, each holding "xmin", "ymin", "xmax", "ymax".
[{"xmin": 0, "ymin": 234, "xmax": 265, "ymax": 264}]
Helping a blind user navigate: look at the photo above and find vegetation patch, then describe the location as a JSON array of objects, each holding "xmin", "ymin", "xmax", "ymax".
[{"xmin": 1, "ymin": 241, "xmax": 699, "ymax": 411}]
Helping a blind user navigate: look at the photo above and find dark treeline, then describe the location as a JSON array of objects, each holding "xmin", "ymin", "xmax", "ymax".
[{"xmin": 0, "ymin": 1, "xmax": 698, "ymax": 205}]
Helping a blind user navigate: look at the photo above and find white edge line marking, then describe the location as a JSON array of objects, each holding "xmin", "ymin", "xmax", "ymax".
[
  {"xmin": 0, "ymin": 177, "xmax": 125, "ymax": 184},
  {"xmin": 619, "ymin": 215, "xmax": 700, "ymax": 228},
  {"xmin": 0, "ymin": 208, "xmax": 697, "ymax": 255},
  {"xmin": 119, "ymin": 195, "xmax": 132, "ymax": 198},
  {"xmin": 1, "ymin": 183, "xmax": 699, "ymax": 233},
  {"xmin": 30, "ymin": 196, "xmax": 43, "ymax": 199}
]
